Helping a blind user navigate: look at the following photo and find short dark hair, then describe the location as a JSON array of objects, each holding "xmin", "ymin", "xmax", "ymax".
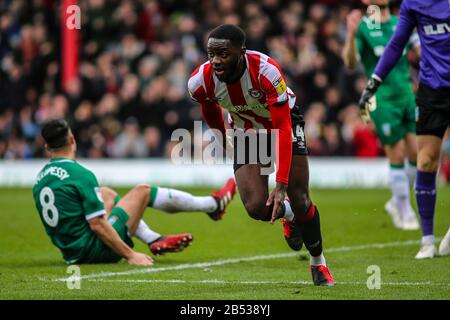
[
  {"xmin": 41, "ymin": 119, "xmax": 70, "ymax": 149},
  {"xmin": 208, "ymin": 24, "xmax": 246, "ymax": 48}
]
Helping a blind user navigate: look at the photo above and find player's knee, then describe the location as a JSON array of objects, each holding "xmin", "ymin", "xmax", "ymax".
[
  {"xmin": 418, "ymin": 153, "xmax": 440, "ymax": 172},
  {"xmin": 243, "ymin": 200, "xmax": 267, "ymax": 221},
  {"xmin": 133, "ymin": 184, "xmax": 151, "ymax": 202},
  {"xmin": 100, "ymin": 187, "xmax": 117, "ymax": 203}
]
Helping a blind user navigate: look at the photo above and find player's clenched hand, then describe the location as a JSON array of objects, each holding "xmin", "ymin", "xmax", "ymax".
[
  {"xmin": 267, "ymin": 182, "xmax": 287, "ymax": 224},
  {"xmin": 127, "ymin": 252, "xmax": 153, "ymax": 266},
  {"xmin": 346, "ymin": 9, "xmax": 362, "ymax": 36}
]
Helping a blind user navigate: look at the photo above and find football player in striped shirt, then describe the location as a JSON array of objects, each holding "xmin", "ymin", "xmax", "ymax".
[{"xmin": 188, "ymin": 24, "xmax": 335, "ymax": 286}]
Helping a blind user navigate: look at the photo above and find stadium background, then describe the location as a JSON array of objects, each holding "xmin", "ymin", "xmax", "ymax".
[{"xmin": 0, "ymin": 0, "xmax": 449, "ymax": 184}]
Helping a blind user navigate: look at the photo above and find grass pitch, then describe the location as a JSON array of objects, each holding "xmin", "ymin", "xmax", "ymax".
[{"xmin": 0, "ymin": 187, "xmax": 449, "ymax": 300}]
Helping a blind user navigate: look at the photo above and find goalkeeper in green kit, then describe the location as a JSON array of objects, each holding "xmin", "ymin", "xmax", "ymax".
[
  {"xmin": 33, "ymin": 119, "xmax": 236, "ymax": 265},
  {"xmin": 342, "ymin": 0, "xmax": 420, "ymax": 230}
]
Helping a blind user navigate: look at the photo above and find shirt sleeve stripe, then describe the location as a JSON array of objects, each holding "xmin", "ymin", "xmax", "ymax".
[{"xmin": 85, "ymin": 209, "xmax": 106, "ymax": 220}]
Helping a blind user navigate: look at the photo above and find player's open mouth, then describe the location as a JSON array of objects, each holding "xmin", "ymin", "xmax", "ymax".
[{"xmin": 214, "ymin": 68, "xmax": 225, "ymax": 76}]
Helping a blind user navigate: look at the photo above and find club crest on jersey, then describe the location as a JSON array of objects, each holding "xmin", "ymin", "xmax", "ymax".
[
  {"xmin": 248, "ymin": 88, "xmax": 263, "ymax": 99},
  {"xmin": 272, "ymin": 76, "xmax": 286, "ymax": 95}
]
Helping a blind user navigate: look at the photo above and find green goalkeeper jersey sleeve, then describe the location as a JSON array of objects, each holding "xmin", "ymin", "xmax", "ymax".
[
  {"xmin": 32, "ymin": 158, "xmax": 106, "ymax": 264},
  {"xmin": 355, "ymin": 15, "xmax": 416, "ymax": 103}
]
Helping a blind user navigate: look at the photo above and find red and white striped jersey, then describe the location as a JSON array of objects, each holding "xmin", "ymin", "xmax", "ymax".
[{"xmin": 188, "ymin": 50, "xmax": 296, "ymax": 130}]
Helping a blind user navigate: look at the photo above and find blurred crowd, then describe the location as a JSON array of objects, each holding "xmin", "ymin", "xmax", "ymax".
[{"xmin": 0, "ymin": 0, "xmax": 449, "ymax": 181}]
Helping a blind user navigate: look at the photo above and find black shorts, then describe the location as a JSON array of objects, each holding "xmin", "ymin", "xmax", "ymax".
[
  {"xmin": 233, "ymin": 105, "xmax": 308, "ymax": 173},
  {"xmin": 416, "ymin": 84, "xmax": 450, "ymax": 138}
]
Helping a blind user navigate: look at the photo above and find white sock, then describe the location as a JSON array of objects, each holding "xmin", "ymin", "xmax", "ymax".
[
  {"xmin": 389, "ymin": 166, "xmax": 412, "ymax": 215},
  {"xmin": 151, "ymin": 187, "xmax": 218, "ymax": 213},
  {"xmin": 310, "ymin": 253, "xmax": 326, "ymax": 266},
  {"xmin": 134, "ymin": 220, "xmax": 161, "ymax": 244},
  {"xmin": 406, "ymin": 161, "xmax": 417, "ymax": 188},
  {"xmin": 283, "ymin": 200, "xmax": 295, "ymax": 222},
  {"xmin": 422, "ymin": 235, "xmax": 435, "ymax": 246}
]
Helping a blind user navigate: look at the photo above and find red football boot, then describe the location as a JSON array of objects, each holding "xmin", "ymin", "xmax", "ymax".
[
  {"xmin": 310, "ymin": 265, "xmax": 336, "ymax": 286},
  {"xmin": 149, "ymin": 234, "xmax": 193, "ymax": 256},
  {"xmin": 208, "ymin": 178, "xmax": 236, "ymax": 221}
]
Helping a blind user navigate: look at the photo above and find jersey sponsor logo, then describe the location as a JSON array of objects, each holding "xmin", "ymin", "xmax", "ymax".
[
  {"xmin": 369, "ymin": 31, "xmax": 383, "ymax": 37},
  {"xmin": 272, "ymin": 76, "xmax": 287, "ymax": 95},
  {"xmin": 230, "ymin": 103, "xmax": 267, "ymax": 112},
  {"xmin": 35, "ymin": 166, "xmax": 70, "ymax": 184},
  {"xmin": 424, "ymin": 23, "xmax": 450, "ymax": 35},
  {"xmin": 248, "ymin": 88, "xmax": 263, "ymax": 99}
]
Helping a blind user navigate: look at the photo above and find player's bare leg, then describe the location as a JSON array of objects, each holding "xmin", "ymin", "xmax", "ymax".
[
  {"xmin": 99, "ymin": 181, "xmax": 237, "ymax": 255},
  {"xmin": 234, "ymin": 164, "xmax": 269, "ymax": 221},
  {"xmin": 106, "ymin": 185, "xmax": 192, "ymax": 256},
  {"xmin": 415, "ymin": 135, "xmax": 442, "ymax": 259},
  {"xmin": 114, "ymin": 184, "xmax": 150, "ymax": 234},
  {"xmin": 286, "ymin": 155, "xmax": 335, "ymax": 286},
  {"xmin": 100, "ymin": 187, "xmax": 119, "ymax": 215},
  {"xmin": 234, "ymin": 164, "xmax": 295, "ymax": 223},
  {"xmin": 384, "ymin": 139, "xmax": 419, "ymax": 230}
]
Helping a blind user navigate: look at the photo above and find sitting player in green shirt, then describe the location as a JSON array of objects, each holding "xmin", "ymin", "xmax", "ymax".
[{"xmin": 33, "ymin": 119, "xmax": 236, "ymax": 265}]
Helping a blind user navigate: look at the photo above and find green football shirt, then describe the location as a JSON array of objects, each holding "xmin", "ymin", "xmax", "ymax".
[
  {"xmin": 32, "ymin": 158, "xmax": 106, "ymax": 264},
  {"xmin": 355, "ymin": 15, "xmax": 416, "ymax": 102}
]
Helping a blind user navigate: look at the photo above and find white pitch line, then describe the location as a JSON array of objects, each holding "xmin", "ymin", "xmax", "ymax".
[
  {"xmin": 53, "ymin": 238, "xmax": 432, "ymax": 282},
  {"xmin": 85, "ymin": 278, "xmax": 450, "ymax": 287}
]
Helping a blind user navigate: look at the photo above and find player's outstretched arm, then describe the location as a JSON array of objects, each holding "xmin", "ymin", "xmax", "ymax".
[
  {"xmin": 269, "ymin": 102, "xmax": 292, "ymax": 185},
  {"xmin": 342, "ymin": 9, "xmax": 362, "ymax": 70},
  {"xmin": 89, "ymin": 216, "xmax": 153, "ymax": 266},
  {"xmin": 266, "ymin": 101, "xmax": 292, "ymax": 221}
]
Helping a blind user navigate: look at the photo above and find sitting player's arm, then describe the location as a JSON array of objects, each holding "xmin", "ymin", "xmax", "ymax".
[
  {"xmin": 88, "ymin": 216, "xmax": 135, "ymax": 260},
  {"xmin": 80, "ymin": 172, "xmax": 152, "ymax": 265}
]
